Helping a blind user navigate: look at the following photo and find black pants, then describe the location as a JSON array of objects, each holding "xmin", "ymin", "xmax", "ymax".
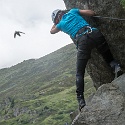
[{"xmin": 76, "ymin": 30, "xmax": 114, "ymax": 96}]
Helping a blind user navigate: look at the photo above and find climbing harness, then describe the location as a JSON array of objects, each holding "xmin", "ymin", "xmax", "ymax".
[{"xmin": 75, "ymin": 26, "xmax": 92, "ymax": 39}]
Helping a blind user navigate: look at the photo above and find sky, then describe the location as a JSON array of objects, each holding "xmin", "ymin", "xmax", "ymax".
[{"xmin": 0, "ymin": 0, "xmax": 71, "ymax": 69}]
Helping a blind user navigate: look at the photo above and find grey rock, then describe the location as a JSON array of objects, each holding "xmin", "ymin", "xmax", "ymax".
[
  {"xmin": 112, "ymin": 74, "xmax": 125, "ymax": 94},
  {"xmin": 63, "ymin": 0, "xmax": 125, "ymax": 89},
  {"xmin": 62, "ymin": 1, "xmax": 125, "ymax": 124},
  {"xmin": 71, "ymin": 74, "xmax": 125, "ymax": 125}
]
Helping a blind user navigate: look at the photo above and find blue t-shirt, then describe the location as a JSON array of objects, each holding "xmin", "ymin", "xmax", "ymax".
[{"xmin": 56, "ymin": 8, "xmax": 90, "ymax": 38}]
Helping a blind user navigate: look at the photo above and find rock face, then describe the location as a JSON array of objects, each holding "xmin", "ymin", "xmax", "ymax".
[
  {"xmin": 71, "ymin": 74, "xmax": 125, "ymax": 125},
  {"xmin": 63, "ymin": 0, "xmax": 125, "ymax": 89},
  {"xmin": 62, "ymin": 0, "xmax": 125, "ymax": 124}
]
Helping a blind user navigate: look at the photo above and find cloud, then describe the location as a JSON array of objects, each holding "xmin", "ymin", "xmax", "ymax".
[{"xmin": 0, "ymin": 0, "xmax": 71, "ymax": 68}]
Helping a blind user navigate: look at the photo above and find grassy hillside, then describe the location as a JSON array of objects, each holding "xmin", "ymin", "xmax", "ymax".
[{"xmin": 0, "ymin": 43, "xmax": 95, "ymax": 125}]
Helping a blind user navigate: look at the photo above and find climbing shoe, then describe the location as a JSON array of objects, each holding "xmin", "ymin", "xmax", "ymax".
[
  {"xmin": 110, "ymin": 60, "xmax": 123, "ymax": 78},
  {"xmin": 77, "ymin": 95, "xmax": 86, "ymax": 111},
  {"xmin": 114, "ymin": 65, "xmax": 123, "ymax": 78}
]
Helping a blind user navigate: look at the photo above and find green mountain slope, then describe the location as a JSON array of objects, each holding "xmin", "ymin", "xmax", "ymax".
[{"xmin": 0, "ymin": 43, "xmax": 95, "ymax": 125}]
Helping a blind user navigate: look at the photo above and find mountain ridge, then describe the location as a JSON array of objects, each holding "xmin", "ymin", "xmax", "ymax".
[{"xmin": 0, "ymin": 43, "xmax": 76, "ymax": 97}]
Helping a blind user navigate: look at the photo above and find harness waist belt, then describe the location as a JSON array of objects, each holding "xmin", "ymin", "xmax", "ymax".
[{"xmin": 75, "ymin": 26, "xmax": 95, "ymax": 40}]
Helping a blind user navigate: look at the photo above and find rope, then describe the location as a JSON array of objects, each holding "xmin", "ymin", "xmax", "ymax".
[{"xmin": 93, "ymin": 16, "xmax": 125, "ymax": 21}]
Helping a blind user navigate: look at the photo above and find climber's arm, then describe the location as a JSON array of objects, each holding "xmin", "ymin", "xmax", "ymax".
[
  {"xmin": 50, "ymin": 24, "xmax": 60, "ymax": 34},
  {"xmin": 79, "ymin": 9, "xmax": 96, "ymax": 16}
]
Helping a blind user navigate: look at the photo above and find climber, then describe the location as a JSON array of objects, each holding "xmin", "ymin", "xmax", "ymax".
[
  {"xmin": 50, "ymin": 8, "xmax": 123, "ymax": 111},
  {"xmin": 14, "ymin": 31, "xmax": 25, "ymax": 38}
]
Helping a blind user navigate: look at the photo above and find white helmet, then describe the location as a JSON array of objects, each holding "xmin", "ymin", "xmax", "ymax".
[{"xmin": 51, "ymin": 9, "xmax": 61, "ymax": 24}]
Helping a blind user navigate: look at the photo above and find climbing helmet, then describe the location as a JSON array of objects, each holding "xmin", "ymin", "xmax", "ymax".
[{"xmin": 51, "ymin": 9, "xmax": 61, "ymax": 24}]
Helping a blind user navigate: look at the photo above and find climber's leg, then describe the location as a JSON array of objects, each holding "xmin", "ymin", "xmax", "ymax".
[
  {"xmin": 76, "ymin": 58, "xmax": 87, "ymax": 111},
  {"xmin": 76, "ymin": 35, "xmax": 94, "ymax": 111},
  {"xmin": 96, "ymin": 35, "xmax": 123, "ymax": 78}
]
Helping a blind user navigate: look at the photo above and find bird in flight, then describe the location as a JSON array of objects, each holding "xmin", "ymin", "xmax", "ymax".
[{"xmin": 14, "ymin": 31, "xmax": 25, "ymax": 38}]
